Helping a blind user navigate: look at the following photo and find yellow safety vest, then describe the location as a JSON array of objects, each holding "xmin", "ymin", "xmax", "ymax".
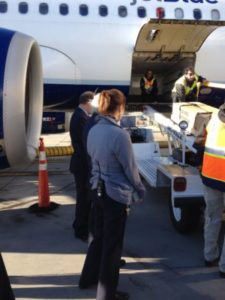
[
  {"xmin": 202, "ymin": 113, "xmax": 225, "ymax": 191},
  {"xmin": 172, "ymin": 75, "xmax": 199, "ymax": 96}
]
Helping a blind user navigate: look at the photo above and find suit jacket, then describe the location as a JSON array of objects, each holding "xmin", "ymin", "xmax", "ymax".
[
  {"xmin": 69, "ymin": 107, "xmax": 90, "ymax": 174},
  {"xmin": 82, "ymin": 112, "xmax": 100, "ymax": 183}
]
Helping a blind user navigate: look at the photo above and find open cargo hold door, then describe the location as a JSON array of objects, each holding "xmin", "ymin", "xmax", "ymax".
[{"xmin": 130, "ymin": 19, "xmax": 225, "ymax": 102}]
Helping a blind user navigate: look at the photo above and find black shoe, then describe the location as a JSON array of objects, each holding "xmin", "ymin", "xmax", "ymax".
[
  {"xmin": 204, "ymin": 258, "xmax": 219, "ymax": 267},
  {"xmin": 119, "ymin": 259, "xmax": 126, "ymax": 268},
  {"xmin": 115, "ymin": 291, "xmax": 129, "ymax": 300},
  {"xmin": 78, "ymin": 282, "xmax": 88, "ymax": 289},
  {"xmin": 219, "ymin": 271, "xmax": 225, "ymax": 278}
]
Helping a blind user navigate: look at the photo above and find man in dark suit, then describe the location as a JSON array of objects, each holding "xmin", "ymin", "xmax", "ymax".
[{"xmin": 69, "ymin": 91, "xmax": 95, "ymax": 241}]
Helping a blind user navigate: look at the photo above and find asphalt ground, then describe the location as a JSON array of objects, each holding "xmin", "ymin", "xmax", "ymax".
[{"xmin": 0, "ymin": 132, "xmax": 225, "ymax": 300}]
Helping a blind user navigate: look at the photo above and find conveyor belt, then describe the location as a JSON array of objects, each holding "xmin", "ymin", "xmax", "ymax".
[
  {"xmin": 126, "ymin": 102, "xmax": 172, "ymax": 117},
  {"xmin": 137, "ymin": 159, "xmax": 159, "ymax": 187}
]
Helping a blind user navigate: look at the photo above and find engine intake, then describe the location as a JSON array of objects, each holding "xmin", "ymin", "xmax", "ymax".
[{"xmin": 0, "ymin": 28, "xmax": 43, "ymax": 169}]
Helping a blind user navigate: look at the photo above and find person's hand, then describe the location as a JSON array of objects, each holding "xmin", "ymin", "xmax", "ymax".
[
  {"xmin": 202, "ymin": 79, "xmax": 209, "ymax": 86},
  {"xmin": 195, "ymin": 136, "xmax": 206, "ymax": 146},
  {"xmin": 132, "ymin": 191, "xmax": 143, "ymax": 203}
]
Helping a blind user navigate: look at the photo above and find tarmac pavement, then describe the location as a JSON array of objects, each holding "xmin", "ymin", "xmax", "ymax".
[{"xmin": 0, "ymin": 132, "xmax": 225, "ymax": 300}]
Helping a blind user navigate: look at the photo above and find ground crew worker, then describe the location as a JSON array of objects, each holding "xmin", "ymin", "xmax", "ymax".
[
  {"xmin": 140, "ymin": 69, "xmax": 158, "ymax": 102},
  {"xmin": 172, "ymin": 66, "xmax": 208, "ymax": 102},
  {"xmin": 69, "ymin": 91, "xmax": 94, "ymax": 242},
  {"xmin": 201, "ymin": 103, "xmax": 225, "ymax": 277}
]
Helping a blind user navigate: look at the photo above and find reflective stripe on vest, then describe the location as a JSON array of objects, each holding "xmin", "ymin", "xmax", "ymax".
[
  {"xmin": 185, "ymin": 82, "xmax": 196, "ymax": 95},
  {"xmin": 202, "ymin": 153, "xmax": 225, "ymax": 182},
  {"xmin": 144, "ymin": 77, "xmax": 155, "ymax": 89},
  {"xmin": 202, "ymin": 115, "xmax": 225, "ymax": 185}
]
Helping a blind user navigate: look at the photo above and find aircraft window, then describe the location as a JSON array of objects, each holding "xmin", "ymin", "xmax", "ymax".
[
  {"xmin": 59, "ymin": 3, "xmax": 69, "ymax": 15},
  {"xmin": 193, "ymin": 9, "xmax": 202, "ymax": 20},
  {"xmin": 19, "ymin": 2, "xmax": 28, "ymax": 14},
  {"xmin": 211, "ymin": 9, "xmax": 220, "ymax": 20},
  {"xmin": 175, "ymin": 8, "xmax": 184, "ymax": 19},
  {"xmin": 79, "ymin": 4, "xmax": 88, "ymax": 16},
  {"xmin": 0, "ymin": 1, "xmax": 7, "ymax": 13},
  {"xmin": 137, "ymin": 7, "xmax": 146, "ymax": 18},
  {"xmin": 118, "ymin": 6, "xmax": 127, "ymax": 18},
  {"xmin": 156, "ymin": 7, "xmax": 165, "ymax": 19},
  {"xmin": 99, "ymin": 5, "xmax": 108, "ymax": 17},
  {"xmin": 39, "ymin": 3, "xmax": 49, "ymax": 15}
]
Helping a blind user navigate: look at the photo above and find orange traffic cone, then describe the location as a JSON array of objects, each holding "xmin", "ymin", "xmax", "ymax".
[
  {"xmin": 29, "ymin": 137, "xmax": 58, "ymax": 213},
  {"xmin": 38, "ymin": 137, "xmax": 50, "ymax": 208}
]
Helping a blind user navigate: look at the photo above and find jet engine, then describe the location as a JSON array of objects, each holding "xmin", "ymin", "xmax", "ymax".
[{"xmin": 0, "ymin": 28, "xmax": 43, "ymax": 169}]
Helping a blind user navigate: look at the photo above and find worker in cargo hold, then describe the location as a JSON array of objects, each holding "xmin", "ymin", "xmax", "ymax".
[
  {"xmin": 172, "ymin": 66, "xmax": 208, "ymax": 102},
  {"xmin": 201, "ymin": 103, "xmax": 225, "ymax": 278},
  {"xmin": 140, "ymin": 69, "xmax": 158, "ymax": 102}
]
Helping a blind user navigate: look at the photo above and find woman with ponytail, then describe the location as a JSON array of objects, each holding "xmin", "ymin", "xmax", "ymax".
[{"xmin": 79, "ymin": 89, "xmax": 145, "ymax": 300}]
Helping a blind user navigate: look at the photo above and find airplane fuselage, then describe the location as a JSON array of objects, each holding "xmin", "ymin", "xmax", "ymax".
[{"xmin": 0, "ymin": 0, "xmax": 225, "ymax": 107}]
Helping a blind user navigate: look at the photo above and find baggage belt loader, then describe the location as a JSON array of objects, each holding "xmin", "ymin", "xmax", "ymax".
[{"xmin": 125, "ymin": 102, "xmax": 218, "ymax": 233}]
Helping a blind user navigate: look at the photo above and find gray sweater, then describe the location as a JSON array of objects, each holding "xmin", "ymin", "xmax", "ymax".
[{"xmin": 87, "ymin": 116, "xmax": 145, "ymax": 205}]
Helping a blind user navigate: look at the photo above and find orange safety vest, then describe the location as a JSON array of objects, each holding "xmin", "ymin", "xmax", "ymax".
[
  {"xmin": 201, "ymin": 113, "xmax": 225, "ymax": 191},
  {"xmin": 143, "ymin": 77, "xmax": 155, "ymax": 90}
]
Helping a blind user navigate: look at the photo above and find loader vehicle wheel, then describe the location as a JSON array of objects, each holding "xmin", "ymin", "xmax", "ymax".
[{"xmin": 169, "ymin": 197, "xmax": 201, "ymax": 234}]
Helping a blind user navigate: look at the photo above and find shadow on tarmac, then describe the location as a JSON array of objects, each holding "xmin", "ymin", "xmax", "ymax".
[{"xmin": 0, "ymin": 172, "xmax": 224, "ymax": 299}]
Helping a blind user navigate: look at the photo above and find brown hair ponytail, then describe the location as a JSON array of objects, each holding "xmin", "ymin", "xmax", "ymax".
[{"xmin": 98, "ymin": 89, "xmax": 126, "ymax": 115}]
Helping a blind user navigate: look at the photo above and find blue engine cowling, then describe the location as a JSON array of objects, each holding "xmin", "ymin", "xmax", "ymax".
[{"xmin": 0, "ymin": 28, "xmax": 43, "ymax": 169}]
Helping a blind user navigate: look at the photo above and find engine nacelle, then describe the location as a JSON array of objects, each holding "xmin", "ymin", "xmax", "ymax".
[{"xmin": 0, "ymin": 28, "xmax": 43, "ymax": 169}]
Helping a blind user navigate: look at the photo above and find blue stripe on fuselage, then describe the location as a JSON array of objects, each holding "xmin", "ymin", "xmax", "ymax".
[
  {"xmin": 0, "ymin": 28, "xmax": 15, "ymax": 139},
  {"xmin": 43, "ymin": 83, "xmax": 130, "ymax": 109},
  {"xmin": 199, "ymin": 87, "xmax": 225, "ymax": 107},
  {"xmin": 0, "ymin": 29, "xmax": 15, "ymax": 169},
  {"xmin": 0, "ymin": 156, "xmax": 10, "ymax": 169}
]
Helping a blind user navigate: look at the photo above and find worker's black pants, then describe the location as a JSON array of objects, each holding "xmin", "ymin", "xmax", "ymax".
[
  {"xmin": 72, "ymin": 172, "xmax": 91, "ymax": 238},
  {"xmin": 141, "ymin": 93, "xmax": 155, "ymax": 103},
  {"xmin": 79, "ymin": 189, "xmax": 127, "ymax": 300}
]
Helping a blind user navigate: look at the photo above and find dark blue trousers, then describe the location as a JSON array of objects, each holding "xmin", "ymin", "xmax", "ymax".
[
  {"xmin": 72, "ymin": 171, "xmax": 91, "ymax": 238},
  {"xmin": 79, "ymin": 189, "xmax": 127, "ymax": 300}
]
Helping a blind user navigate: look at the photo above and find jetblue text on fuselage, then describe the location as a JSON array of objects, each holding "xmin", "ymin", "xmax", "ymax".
[
  {"xmin": 164, "ymin": 0, "xmax": 217, "ymax": 3},
  {"xmin": 130, "ymin": 0, "xmax": 218, "ymax": 5}
]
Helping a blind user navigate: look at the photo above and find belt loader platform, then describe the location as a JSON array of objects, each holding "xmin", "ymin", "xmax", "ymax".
[{"xmin": 124, "ymin": 102, "xmax": 218, "ymax": 233}]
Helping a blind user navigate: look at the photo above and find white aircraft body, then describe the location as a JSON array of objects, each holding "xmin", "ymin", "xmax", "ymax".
[{"xmin": 0, "ymin": 0, "xmax": 225, "ymax": 168}]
